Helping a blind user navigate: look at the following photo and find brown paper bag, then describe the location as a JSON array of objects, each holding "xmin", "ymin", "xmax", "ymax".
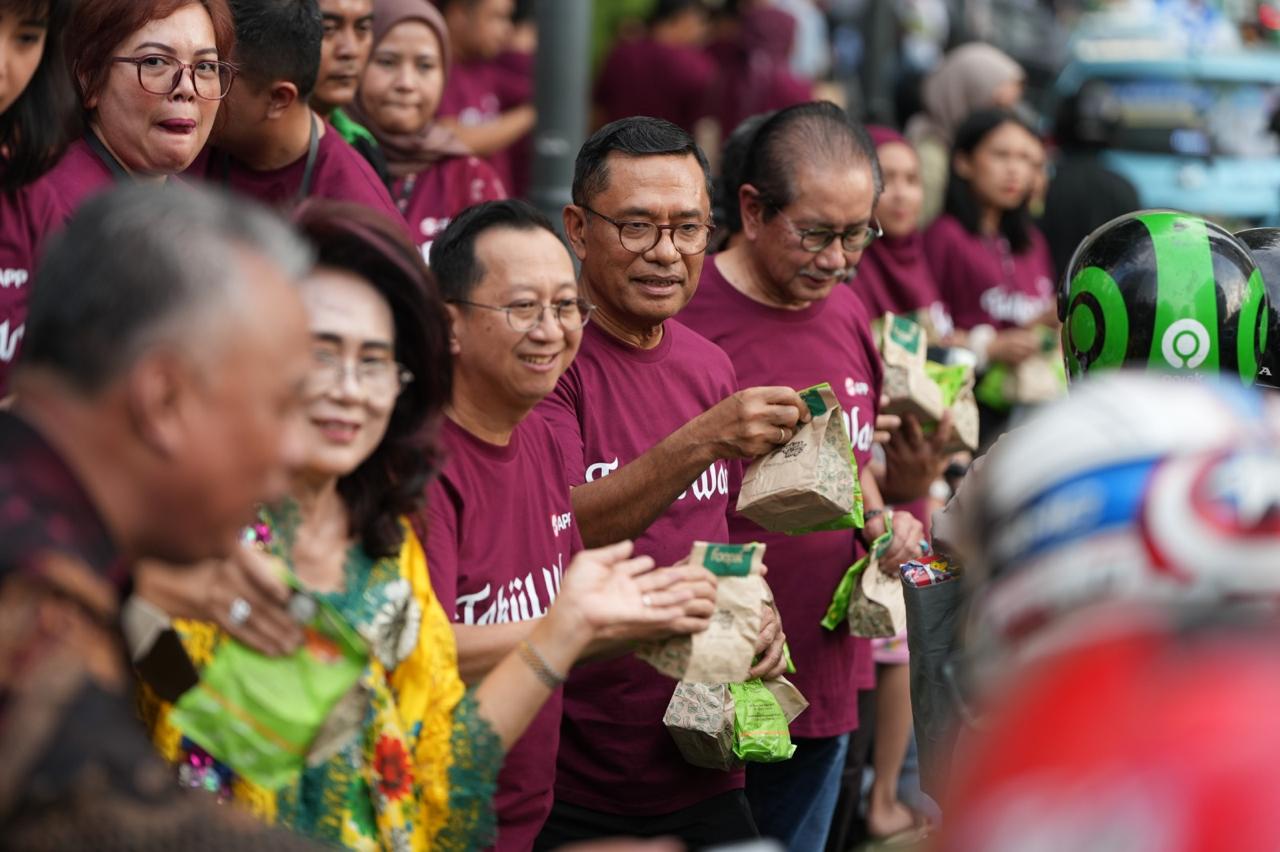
[
  {"xmin": 663, "ymin": 677, "xmax": 809, "ymax": 770},
  {"xmin": 946, "ymin": 383, "xmax": 980, "ymax": 454},
  {"xmin": 637, "ymin": 542, "xmax": 766, "ymax": 683},
  {"xmin": 881, "ymin": 314, "xmax": 944, "ymax": 422},
  {"xmin": 852, "ymin": 561, "xmax": 908, "ymax": 639},
  {"xmin": 664, "ymin": 682, "xmax": 736, "ymax": 770},
  {"xmin": 763, "ymin": 676, "xmax": 809, "ymax": 723},
  {"xmin": 737, "ymin": 384, "xmax": 859, "ymax": 533},
  {"xmin": 1012, "ymin": 353, "xmax": 1066, "ymax": 405}
]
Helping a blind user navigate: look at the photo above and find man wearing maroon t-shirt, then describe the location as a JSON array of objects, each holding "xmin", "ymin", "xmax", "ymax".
[
  {"xmin": 534, "ymin": 117, "xmax": 805, "ymax": 848},
  {"xmin": 417, "ymin": 199, "xmax": 718, "ymax": 851},
  {"xmin": 192, "ymin": 0, "xmax": 401, "ymax": 220},
  {"xmin": 436, "ymin": 0, "xmax": 535, "ymax": 190},
  {"xmin": 680, "ymin": 102, "xmax": 937, "ymax": 851}
]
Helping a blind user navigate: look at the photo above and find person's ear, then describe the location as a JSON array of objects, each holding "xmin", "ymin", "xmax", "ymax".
[
  {"xmin": 266, "ymin": 81, "xmax": 300, "ymax": 119},
  {"xmin": 563, "ymin": 205, "xmax": 589, "ymax": 261},
  {"xmin": 739, "ymin": 183, "xmax": 768, "ymax": 241},
  {"xmin": 123, "ymin": 351, "xmax": 195, "ymax": 460},
  {"xmin": 445, "ymin": 302, "xmax": 463, "ymax": 356},
  {"xmin": 954, "ymin": 151, "xmax": 974, "ymax": 181}
]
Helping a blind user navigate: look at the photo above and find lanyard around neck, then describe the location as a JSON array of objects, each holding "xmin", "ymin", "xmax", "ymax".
[
  {"xmin": 84, "ymin": 130, "xmax": 131, "ymax": 181},
  {"xmin": 219, "ymin": 112, "xmax": 321, "ymax": 203}
]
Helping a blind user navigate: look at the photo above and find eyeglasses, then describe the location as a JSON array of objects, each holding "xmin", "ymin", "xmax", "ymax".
[
  {"xmin": 110, "ymin": 54, "xmax": 238, "ymax": 100},
  {"xmin": 306, "ymin": 350, "xmax": 413, "ymax": 404},
  {"xmin": 581, "ymin": 205, "xmax": 715, "ymax": 256},
  {"xmin": 449, "ymin": 298, "xmax": 595, "ymax": 333},
  {"xmin": 774, "ymin": 209, "xmax": 883, "ymax": 253}
]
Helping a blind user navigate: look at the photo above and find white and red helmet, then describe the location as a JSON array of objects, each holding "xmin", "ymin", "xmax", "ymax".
[{"xmin": 958, "ymin": 371, "xmax": 1280, "ymax": 672}]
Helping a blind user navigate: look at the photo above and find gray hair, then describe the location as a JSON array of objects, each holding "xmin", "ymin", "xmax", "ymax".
[{"xmin": 22, "ymin": 183, "xmax": 313, "ymax": 392}]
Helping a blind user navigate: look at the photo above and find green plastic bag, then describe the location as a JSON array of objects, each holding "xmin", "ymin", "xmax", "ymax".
[
  {"xmin": 820, "ymin": 517, "xmax": 894, "ymax": 632},
  {"xmin": 170, "ymin": 584, "xmax": 368, "ymax": 789},
  {"xmin": 729, "ymin": 679, "xmax": 796, "ymax": 763},
  {"xmin": 925, "ymin": 362, "xmax": 970, "ymax": 408}
]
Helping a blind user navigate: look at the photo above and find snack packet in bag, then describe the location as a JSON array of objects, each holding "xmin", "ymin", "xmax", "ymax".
[
  {"xmin": 170, "ymin": 579, "xmax": 368, "ymax": 789},
  {"xmin": 664, "ymin": 677, "xmax": 808, "ymax": 770},
  {"xmin": 924, "ymin": 362, "xmax": 980, "ymax": 453},
  {"xmin": 737, "ymin": 383, "xmax": 863, "ymax": 533},
  {"xmin": 638, "ymin": 542, "xmax": 766, "ymax": 683},
  {"xmin": 820, "ymin": 518, "xmax": 898, "ymax": 638},
  {"xmin": 881, "ymin": 314, "xmax": 944, "ymax": 422}
]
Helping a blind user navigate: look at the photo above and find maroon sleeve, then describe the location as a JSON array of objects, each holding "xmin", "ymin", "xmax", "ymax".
[{"xmin": 421, "ymin": 476, "xmax": 463, "ymax": 618}]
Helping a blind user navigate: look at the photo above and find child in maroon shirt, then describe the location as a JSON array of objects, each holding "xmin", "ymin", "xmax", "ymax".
[
  {"xmin": 924, "ymin": 110, "xmax": 1055, "ymax": 346},
  {"xmin": 436, "ymin": 0, "xmax": 535, "ymax": 190}
]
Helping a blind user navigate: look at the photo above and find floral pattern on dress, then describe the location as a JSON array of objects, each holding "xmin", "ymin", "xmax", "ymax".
[{"xmin": 140, "ymin": 512, "xmax": 501, "ymax": 851}]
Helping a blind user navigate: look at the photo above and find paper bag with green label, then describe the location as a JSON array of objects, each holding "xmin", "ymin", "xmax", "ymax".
[
  {"xmin": 638, "ymin": 542, "xmax": 766, "ymax": 683},
  {"xmin": 169, "ymin": 582, "xmax": 368, "ymax": 789},
  {"xmin": 881, "ymin": 313, "xmax": 944, "ymax": 422},
  {"xmin": 736, "ymin": 383, "xmax": 863, "ymax": 534},
  {"xmin": 663, "ymin": 677, "xmax": 809, "ymax": 770}
]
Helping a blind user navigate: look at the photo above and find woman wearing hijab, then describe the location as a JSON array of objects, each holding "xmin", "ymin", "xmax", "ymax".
[
  {"xmin": 855, "ymin": 126, "xmax": 953, "ymax": 340},
  {"xmin": 348, "ymin": 0, "xmax": 505, "ymax": 262},
  {"xmin": 905, "ymin": 42, "xmax": 1024, "ymax": 225}
]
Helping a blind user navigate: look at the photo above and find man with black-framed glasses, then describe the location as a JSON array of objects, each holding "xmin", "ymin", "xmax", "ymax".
[
  {"xmin": 189, "ymin": 0, "xmax": 402, "ymax": 222},
  {"xmin": 680, "ymin": 102, "xmax": 943, "ymax": 851},
  {"xmin": 534, "ymin": 117, "xmax": 809, "ymax": 849}
]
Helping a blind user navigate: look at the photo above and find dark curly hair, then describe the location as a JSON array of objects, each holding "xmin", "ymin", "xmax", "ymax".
[{"xmin": 293, "ymin": 201, "xmax": 452, "ymax": 558}]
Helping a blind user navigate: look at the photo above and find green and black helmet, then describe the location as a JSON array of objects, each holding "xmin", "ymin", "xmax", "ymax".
[
  {"xmin": 1059, "ymin": 210, "xmax": 1270, "ymax": 384},
  {"xmin": 1234, "ymin": 228, "xmax": 1280, "ymax": 389}
]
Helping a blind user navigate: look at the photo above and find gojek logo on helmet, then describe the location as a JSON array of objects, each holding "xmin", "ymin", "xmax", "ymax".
[{"xmin": 1161, "ymin": 318, "xmax": 1212, "ymax": 370}]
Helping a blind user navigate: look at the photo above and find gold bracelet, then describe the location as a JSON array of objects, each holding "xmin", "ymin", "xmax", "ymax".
[{"xmin": 517, "ymin": 640, "xmax": 566, "ymax": 690}]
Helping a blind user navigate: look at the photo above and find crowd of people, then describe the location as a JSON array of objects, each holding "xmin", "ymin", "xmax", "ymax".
[{"xmin": 3, "ymin": 1, "xmax": 1279, "ymax": 852}]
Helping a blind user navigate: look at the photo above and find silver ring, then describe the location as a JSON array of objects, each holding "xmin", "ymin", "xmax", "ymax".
[
  {"xmin": 228, "ymin": 597, "xmax": 252, "ymax": 626},
  {"xmin": 777, "ymin": 427, "xmax": 787, "ymax": 444},
  {"xmin": 642, "ymin": 594, "xmax": 653, "ymax": 607}
]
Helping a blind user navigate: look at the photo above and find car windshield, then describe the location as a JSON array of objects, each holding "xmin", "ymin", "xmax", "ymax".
[{"xmin": 1091, "ymin": 76, "xmax": 1280, "ymax": 158}]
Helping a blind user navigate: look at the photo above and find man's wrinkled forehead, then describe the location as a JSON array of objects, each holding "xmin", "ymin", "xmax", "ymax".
[{"xmin": 594, "ymin": 151, "xmax": 711, "ymax": 217}]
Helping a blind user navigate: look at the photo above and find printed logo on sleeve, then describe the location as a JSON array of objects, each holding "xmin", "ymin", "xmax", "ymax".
[
  {"xmin": 551, "ymin": 512, "xmax": 573, "ymax": 537},
  {"xmin": 0, "ymin": 269, "xmax": 28, "ymax": 289}
]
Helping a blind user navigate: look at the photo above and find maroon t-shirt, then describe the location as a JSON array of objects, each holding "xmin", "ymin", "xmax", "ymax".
[
  {"xmin": 0, "ymin": 140, "xmax": 117, "ymax": 395},
  {"xmin": 680, "ymin": 256, "xmax": 883, "ymax": 737},
  {"xmin": 393, "ymin": 154, "xmax": 506, "ymax": 264},
  {"xmin": 594, "ymin": 37, "xmax": 717, "ymax": 134},
  {"xmin": 438, "ymin": 59, "xmax": 526, "ymax": 190},
  {"xmin": 419, "ymin": 416, "xmax": 580, "ymax": 852},
  {"xmin": 191, "ymin": 125, "xmax": 402, "ymax": 224},
  {"xmin": 924, "ymin": 214, "xmax": 1055, "ymax": 331},
  {"xmin": 536, "ymin": 319, "xmax": 744, "ymax": 815}
]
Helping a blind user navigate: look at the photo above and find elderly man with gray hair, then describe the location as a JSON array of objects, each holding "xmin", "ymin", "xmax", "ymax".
[{"xmin": 0, "ymin": 183, "xmax": 321, "ymax": 850}]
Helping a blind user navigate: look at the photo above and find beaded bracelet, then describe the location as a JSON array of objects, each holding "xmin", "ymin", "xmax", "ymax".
[{"xmin": 518, "ymin": 640, "xmax": 567, "ymax": 690}]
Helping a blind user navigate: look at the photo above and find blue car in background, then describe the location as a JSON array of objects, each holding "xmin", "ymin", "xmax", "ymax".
[{"xmin": 1051, "ymin": 49, "xmax": 1280, "ymax": 225}]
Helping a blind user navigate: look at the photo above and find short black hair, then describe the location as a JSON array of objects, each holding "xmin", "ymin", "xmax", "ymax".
[
  {"xmin": 572, "ymin": 116, "xmax": 713, "ymax": 208},
  {"xmin": 648, "ymin": 0, "xmax": 706, "ymax": 26},
  {"xmin": 227, "ymin": 0, "xmax": 323, "ymax": 97},
  {"xmin": 295, "ymin": 201, "xmax": 452, "ymax": 559},
  {"xmin": 0, "ymin": 0, "xmax": 75, "ymax": 192},
  {"xmin": 739, "ymin": 101, "xmax": 882, "ymax": 222},
  {"xmin": 22, "ymin": 184, "xmax": 312, "ymax": 393},
  {"xmin": 945, "ymin": 107, "xmax": 1039, "ymax": 253},
  {"xmin": 714, "ymin": 110, "xmax": 775, "ymax": 237},
  {"xmin": 432, "ymin": 199, "xmax": 561, "ymax": 302}
]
